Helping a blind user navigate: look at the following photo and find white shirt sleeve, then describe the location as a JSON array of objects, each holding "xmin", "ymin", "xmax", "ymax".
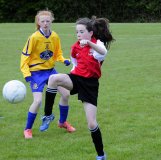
[
  {"xmin": 92, "ymin": 40, "xmax": 108, "ymax": 62},
  {"xmin": 71, "ymin": 56, "xmax": 77, "ymax": 71}
]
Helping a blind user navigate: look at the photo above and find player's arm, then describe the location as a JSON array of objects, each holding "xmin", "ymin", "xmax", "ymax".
[
  {"xmin": 70, "ymin": 45, "xmax": 77, "ymax": 71},
  {"xmin": 80, "ymin": 39, "xmax": 107, "ymax": 55},
  {"xmin": 92, "ymin": 40, "xmax": 108, "ymax": 61},
  {"xmin": 20, "ymin": 37, "xmax": 32, "ymax": 81}
]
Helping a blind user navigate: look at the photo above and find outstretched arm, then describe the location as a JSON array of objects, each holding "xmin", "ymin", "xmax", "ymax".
[{"xmin": 80, "ymin": 39, "xmax": 107, "ymax": 55}]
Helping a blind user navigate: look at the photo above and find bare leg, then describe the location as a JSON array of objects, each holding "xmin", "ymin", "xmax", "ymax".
[
  {"xmin": 25, "ymin": 92, "xmax": 42, "ymax": 130},
  {"xmin": 84, "ymin": 102, "xmax": 104, "ymax": 157},
  {"xmin": 48, "ymin": 74, "xmax": 73, "ymax": 90},
  {"xmin": 29, "ymin": 92, "xmax": 42, "ymax": 113}
]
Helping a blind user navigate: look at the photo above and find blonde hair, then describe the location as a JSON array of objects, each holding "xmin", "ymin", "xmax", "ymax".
[{"xmin": 35, "ymin": 10, "xmax": 55, "ymax": 30}]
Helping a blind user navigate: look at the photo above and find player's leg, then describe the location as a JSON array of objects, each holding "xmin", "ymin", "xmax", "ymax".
[
  {"xmin": 42, "ymin": 69, "xmax": 58, "ymax": 117},
  {"xmin": 39, "ymin": 87, "xmax": 56, "ymax": 131},
  {"xmin": 58, "ymin": 86, "xmax": 76, "ymax": 132},
  {"xmin": 40, "ymin": 73, "xmax": 73, "ymax": 132},
  {"xmin": 41, "ymin": 68, "xmax": 58, "ymax": 117},
  {"xmin": 84, "ymin": 102, "xmax": 106, "ymax": 160},
  {"xmin": 39, "ymin": 69, "xmax": 57, "ymax": 132},
  {"xmin": 24, "ymin": 92, "xmax": 42, "ymax": 139},
  {"xmin": 40, "ymin": 73, "xmax": 73, "ymax": 131}
]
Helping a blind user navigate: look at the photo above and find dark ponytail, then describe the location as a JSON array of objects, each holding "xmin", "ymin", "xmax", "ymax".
[
  {"xmin": 76, "ymin": 16, "xmax": 114, "ymax": 49},
  {"xmin": 92, "ymin": 16, "xmax": 114, "ymax": 48}
]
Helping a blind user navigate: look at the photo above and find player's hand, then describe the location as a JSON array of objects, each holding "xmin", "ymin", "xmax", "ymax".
[
  {"xmin": 64, "ymin": 59, "xmax": 71, "ymax": 66},
  {"xmin": 80, "ymin": 39, "xmax": 89, "ymax": 47}
]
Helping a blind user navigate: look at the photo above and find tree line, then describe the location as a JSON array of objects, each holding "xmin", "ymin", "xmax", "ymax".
[{"xmin": 0, "ymin": 0, "xmax": 161, "ymax": 22}]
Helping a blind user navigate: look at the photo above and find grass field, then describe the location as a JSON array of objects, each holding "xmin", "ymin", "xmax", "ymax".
[{"xmin": 0, "ymin": 23, "xmax": 161, "ymax": 160}]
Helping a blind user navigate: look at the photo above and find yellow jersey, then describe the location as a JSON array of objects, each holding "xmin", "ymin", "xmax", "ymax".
[{"xmin": 20, "ymin": 30, "xmax": 67, "ymax": 78}]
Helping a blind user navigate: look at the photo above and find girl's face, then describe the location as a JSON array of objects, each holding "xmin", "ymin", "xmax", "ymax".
[
  {"xmin": 76, "ymin": 24, "xmax": 93, "ymax": 41},
  {"xmin": 38, "ymin": 15, "xmax": 52, "ymax": 32}
]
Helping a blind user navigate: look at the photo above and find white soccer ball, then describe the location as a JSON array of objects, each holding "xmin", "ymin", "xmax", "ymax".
[{"xmin": 2, "ymin": 80, "xmax": 26, "ymax": 104}]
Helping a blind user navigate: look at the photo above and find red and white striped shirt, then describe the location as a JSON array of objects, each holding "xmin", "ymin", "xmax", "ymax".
[{"xmin": 70, "ymin": 38, "xmax": 107, "ymax": 79}]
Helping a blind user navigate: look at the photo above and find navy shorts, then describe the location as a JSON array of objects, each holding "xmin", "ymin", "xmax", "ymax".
[
  {"xmin": 30, "ymin": 68, "xmax": 58, "ymax": 92},
  {"xmin": 68, "ymin": 74, "xmax": 99, "ymax": 106}
]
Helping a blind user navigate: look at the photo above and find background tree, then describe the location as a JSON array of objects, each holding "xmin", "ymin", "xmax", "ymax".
[{"xmin": 0, "ymin": 0, "xmax": 161, "ymax": 22}]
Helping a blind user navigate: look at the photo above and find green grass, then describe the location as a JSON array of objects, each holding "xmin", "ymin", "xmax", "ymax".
[{"xmin": 0, "ymin": 23, "xmax": 161, "ymax": 160}]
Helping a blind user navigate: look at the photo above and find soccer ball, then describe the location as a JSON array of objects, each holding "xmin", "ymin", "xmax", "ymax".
[{"xmin": 2, "ymin": 80, "xmax": 26, "ymax": 104}]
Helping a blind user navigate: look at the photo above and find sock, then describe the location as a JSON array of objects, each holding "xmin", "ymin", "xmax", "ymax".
[
  {"xmin": 44, "ymin": 87, "xmax": 57, "ymax": 116},
  {"xmin": 90, "ymin": 126, "xmax": 104, "ymax": 156},
  {"xmin": 59, "ymin": 105, "xmax": 69, "ymax": 123},
  {"xmin": 25, "ymin": 112, "xmax": 37, "ymax": 130}
]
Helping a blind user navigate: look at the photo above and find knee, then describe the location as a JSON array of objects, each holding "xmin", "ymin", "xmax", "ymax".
[
  {"xmin": 48, "ymin": 74, "xmax": 61, "ymax": 87},
  {"xmin": 88, "ymin": 121, "xmax": 97, "ymax": 130},
  {"xmin": 33, "ymin": 99, "xmax": 42, "ymax": 107},
  {"xmin": 49, "ymin": 75, "xmax": 56, "ymax": 83}
]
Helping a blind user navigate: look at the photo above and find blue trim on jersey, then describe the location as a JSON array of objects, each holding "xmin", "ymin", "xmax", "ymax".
[
  {"xmin": 22, "ymin": 38, "xmax": 30, "ymax": 56},
  {"xmin": 39, "ymin": 29, "xmax": 51, "ymax": 38},
  {"xmin": 22, "ymin": 52, "xmax": 30, "ymax": 56},
  {"xmin": 29, "ymin": 62, "xmax": 46, "ymax": 68},
  {"xmin": 26, "ymin": 39, "xmax": 30, "ymax": 54}
]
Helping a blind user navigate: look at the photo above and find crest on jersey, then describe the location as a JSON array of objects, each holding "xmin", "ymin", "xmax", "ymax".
[
  {"xmin": 32, "ymin": 83, "xmax": 38, "ymax": 89},
  {"xmin": 40, "ymin": 50, "xmax": 53, "ymax": 60}
]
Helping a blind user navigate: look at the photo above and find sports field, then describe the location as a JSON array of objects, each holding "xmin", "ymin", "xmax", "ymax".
[{"xmin": 0, "ymin": 23, "xmax": 161, "ymax": 160}]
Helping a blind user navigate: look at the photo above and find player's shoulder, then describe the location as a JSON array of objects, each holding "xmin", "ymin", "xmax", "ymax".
[
  {"xmin": 50, "ymin": 31, "xmax": 60, "ymax": 38},
  {"xmin": 29, "ymin": 31, "xmax": 39, "ymax": 39}
]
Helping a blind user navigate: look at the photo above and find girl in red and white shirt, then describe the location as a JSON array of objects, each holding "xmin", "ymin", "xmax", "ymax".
[{"xmin": 44, "ymin": 17, "xmax": 114, "ymax": 160}]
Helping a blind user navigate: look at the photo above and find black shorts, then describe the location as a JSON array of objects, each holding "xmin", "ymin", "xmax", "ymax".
[{"xmin": 68, "ymin": 74, "xmax": 99, "ymax": 106}]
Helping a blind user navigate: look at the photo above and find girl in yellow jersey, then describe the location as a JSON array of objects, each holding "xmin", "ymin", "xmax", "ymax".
[{"xmin": 20, "ymin": 10, "xmax": 75, "ymax": 139}]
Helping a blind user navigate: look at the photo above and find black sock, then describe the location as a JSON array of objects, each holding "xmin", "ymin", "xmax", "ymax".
[
  {"xmin": 90, "ymin": 126, "xmax": 104, "ymax": 156},
  {"xmin": 44, "ymin": 87, "xmax": 57, "ymax": 116}
]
